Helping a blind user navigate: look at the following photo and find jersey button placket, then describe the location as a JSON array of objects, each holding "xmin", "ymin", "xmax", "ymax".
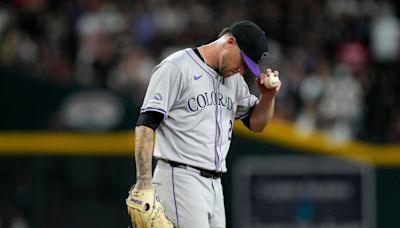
[{"xmin": 215, "ymin": 78, "xmax": 222, "ymax": 172}]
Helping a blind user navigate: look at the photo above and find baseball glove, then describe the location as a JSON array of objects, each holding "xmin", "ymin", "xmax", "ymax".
[{"xmin": 126, "ymin": 188, "xmax": 174, "ymax": 228}]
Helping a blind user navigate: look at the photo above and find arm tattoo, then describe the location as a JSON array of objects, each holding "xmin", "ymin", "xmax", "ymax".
[{"xmin": 134, "ymin": 125, "xmax": 155, "ymax": 189}]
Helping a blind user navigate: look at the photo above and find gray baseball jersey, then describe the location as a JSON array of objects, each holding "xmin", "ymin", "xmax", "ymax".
[{"xmin": 140, "ymin": 48, "xmax": 258, "ymax": 172}]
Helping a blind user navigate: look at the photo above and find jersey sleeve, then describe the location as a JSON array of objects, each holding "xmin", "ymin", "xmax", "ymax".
[
  {"xmin": 235, "ymin": 77, "xmax": 258, "ymax": 119},
  {"xmin": 140, "ymin": 61, "xmax": 184, "ymax": 119}
]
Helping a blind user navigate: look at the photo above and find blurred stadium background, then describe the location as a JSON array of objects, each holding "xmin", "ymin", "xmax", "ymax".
[{"xmin": 0, "ymin": 0, "xmax": 399, "ymax": 227}]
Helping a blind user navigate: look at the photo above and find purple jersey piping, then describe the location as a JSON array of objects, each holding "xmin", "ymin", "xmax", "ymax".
[
  {"xmin": 172, "ymin": 167, "xmax": 180, "ymax": 227},
  {"xmin": 140, "ymin": 107, "xmax": 168, "ymax": 119},
  {"xmin": 217, "ymin": 81, "xmax": 223, "ymax": 172},
  {"xmin": 185, "ymin": 49, "xmax": 219, "ymax": 171}
]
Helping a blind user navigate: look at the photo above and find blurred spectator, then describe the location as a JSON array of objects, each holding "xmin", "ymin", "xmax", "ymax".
[
  {"xmin": 152, "ymin": 1, "xmax": 189, "ymax": 36},
  {"xmin": 108, "ymin": 46, "xmax": 156, "ymax": 104},
  {"xmin": 75, "ymin": 2, "xmax": 124, "ymax": 87},
  {"xmin": 130, "ymin": 1, "xmax": 156, "ymax": 46},
  {"xmin": 337, "ymin": 40, "xmax": 369, "ymax": 75},
  {"xmin": 370, "ymin": 1, "xmax": 400, "ymax": 63},
  {"xmin": 295, "ymin": 57, "xmax": 331, "ymax": 137},
  {"xmin": 318, "ymin": 64, "xmax": 363, "ymax": 142}
]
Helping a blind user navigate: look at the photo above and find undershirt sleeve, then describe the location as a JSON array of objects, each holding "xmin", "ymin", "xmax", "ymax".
[
  {"xmin": 136, "ymin": 111, "xmax": 164, "ymax": 130},
  {"xmin": 240, "ymin": 108, "xmax": 253, "ymax": 129}
]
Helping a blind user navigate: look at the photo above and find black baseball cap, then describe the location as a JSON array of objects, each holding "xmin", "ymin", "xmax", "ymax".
[{"xmin": 230, "ymin": 20, "xmax": 269, "ymax": 77}]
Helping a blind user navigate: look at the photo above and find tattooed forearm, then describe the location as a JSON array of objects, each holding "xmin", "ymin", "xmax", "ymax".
[{"xmin": 134, "ymin": 125, "xmax": 155, "ymax": 190}]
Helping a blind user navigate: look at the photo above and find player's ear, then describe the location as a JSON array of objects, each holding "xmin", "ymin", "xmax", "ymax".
[
  {"xmin": 223, "ymin": 36, "xmax": 236, "ymax": 49},
  {"xmin": 226, "ymin": 36, "xmax": 236, "ymax": 45}
]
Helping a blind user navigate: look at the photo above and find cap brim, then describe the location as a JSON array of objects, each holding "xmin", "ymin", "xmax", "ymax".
[{"xmin": 241, "ymin": 51, "xmax": 260, "ymax": 77}]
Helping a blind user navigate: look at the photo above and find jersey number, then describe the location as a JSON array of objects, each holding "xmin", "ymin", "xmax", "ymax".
[{"xmin": 228, "ymin": 120, "xmax": 233, "ymax": 141}]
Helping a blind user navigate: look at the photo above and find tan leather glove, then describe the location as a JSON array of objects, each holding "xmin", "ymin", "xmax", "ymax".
[{"xmin": 126, "ymin": 188, "xmax": 174, "ymax": 228}]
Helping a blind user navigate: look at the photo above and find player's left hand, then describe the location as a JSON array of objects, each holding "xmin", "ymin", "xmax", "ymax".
[
  {"xmin": 126, "ymin": 187, "xmax": 174, "ymax": 228},
  {"xmin": 256, "ymin": 68, "xmax": 281, "ymax": 97}
]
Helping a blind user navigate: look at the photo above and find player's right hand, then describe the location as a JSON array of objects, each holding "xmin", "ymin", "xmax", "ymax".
[{"xmin": 257, "ymin": 68, "xmax": 281, "ymax": 96}]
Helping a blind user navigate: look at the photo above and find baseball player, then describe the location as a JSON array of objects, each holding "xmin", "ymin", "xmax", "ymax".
[{"xmin": 126, "ymin": 20, "xmax": 281, "ymax": 228}]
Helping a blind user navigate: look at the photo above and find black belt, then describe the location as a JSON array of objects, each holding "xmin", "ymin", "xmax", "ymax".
[{"xmin": 159, "ymin": 159, "xmax": 223, "ymax": 179}]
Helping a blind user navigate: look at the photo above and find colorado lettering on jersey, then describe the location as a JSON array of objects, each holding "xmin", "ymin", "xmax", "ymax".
[{"xmin": 187, "ymin": 92, "xmax": 234, "ymax": 112}]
